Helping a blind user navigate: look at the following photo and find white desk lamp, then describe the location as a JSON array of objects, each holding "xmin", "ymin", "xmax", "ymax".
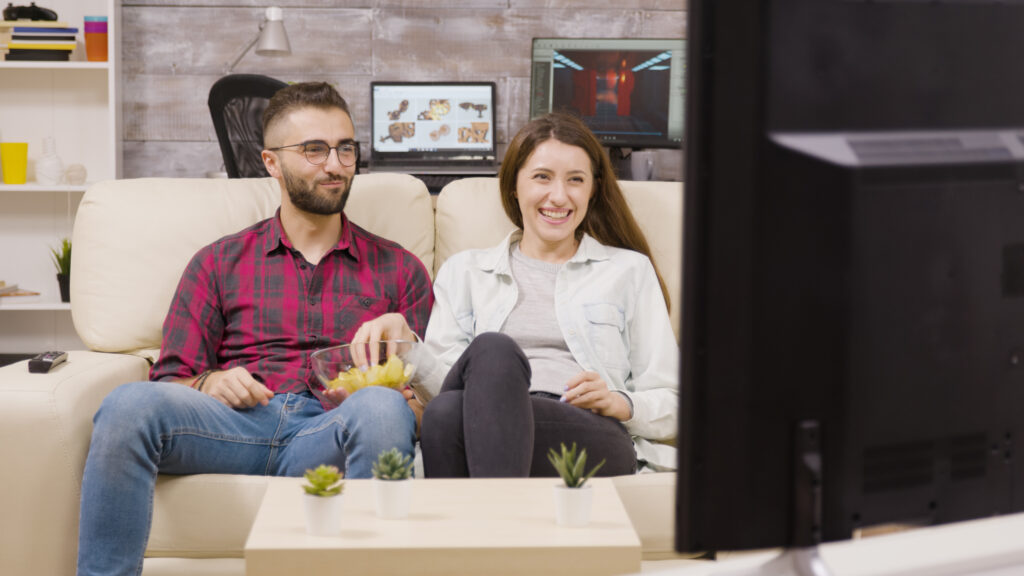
[{"xmin": 223, "ymin": 6, "xmax": 291, "ymax": 75}]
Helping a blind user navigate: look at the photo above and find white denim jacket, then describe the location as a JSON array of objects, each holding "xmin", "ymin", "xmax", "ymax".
[{"xmin": 410, "ymin": 230, "xmax": 679, "ymax": 471}]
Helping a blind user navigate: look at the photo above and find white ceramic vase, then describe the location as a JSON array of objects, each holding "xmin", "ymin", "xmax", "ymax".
[
  {"xmin": 35, "ymin": 136, "xmax": 64, "ymax": 186},
  {"xmin": 553, "ymin": 484, "xmax": 593, "ymax": 527},
  {"xmin": 303, "ymin": 493, "xmax": 343, "ymax": 536},
  {"xmin": 374, "ymin": 478, "xmax": 411, "ymax": 519}
]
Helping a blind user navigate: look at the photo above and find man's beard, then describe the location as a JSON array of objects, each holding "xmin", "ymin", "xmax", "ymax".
[{"xmin": 282, "ymin": 166, "xmax": 351, "ymax": 215}]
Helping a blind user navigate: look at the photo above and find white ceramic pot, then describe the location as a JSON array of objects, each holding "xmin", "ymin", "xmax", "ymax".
[
  {"xmin": 374, "ymin": 478, "xmax": 411, "ymax": 519},
  {"xmin": 553, "ymin": 484, "xmax": 593, "ymax": 527},
  {"xmin": 303, "ymin": 493, "xmax": 343, "ymax": 536}
]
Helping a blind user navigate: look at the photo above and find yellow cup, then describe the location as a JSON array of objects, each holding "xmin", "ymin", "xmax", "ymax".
[{"xmin": 0, "ymin": 142, "xmax": 29, "ymax": 185}]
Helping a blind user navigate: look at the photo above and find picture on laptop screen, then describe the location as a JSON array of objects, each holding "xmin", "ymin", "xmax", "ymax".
[{"xmin": 371, "ymin": 82, "xmax": 497, "ymax": 166}]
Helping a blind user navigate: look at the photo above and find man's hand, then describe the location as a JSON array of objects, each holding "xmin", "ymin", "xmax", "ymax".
[
  {"xmin": 402, "ymin": 387, "xmax": 424, "ymax": 436},
  {"xmin": 562, "ymin": 371, "xmax": 631, "ymax": 421},
  {"xmin": 322, "ymin": 386, "xmax": 350, "ymax": 407},
  {"xmin": 349, "ymin": 313, "xmax": 416, "ymax": 367},
  {"xmin": 202, "ymin": 366, "xmax": 274, "ymax": 409}
]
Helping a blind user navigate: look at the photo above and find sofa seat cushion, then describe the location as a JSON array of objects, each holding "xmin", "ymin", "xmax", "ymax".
[{"xmin": 146, "ymin": 474, "xmax": 269, "ymax": 558}]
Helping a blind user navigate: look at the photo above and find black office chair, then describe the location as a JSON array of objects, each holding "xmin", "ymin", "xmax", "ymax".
[{"xmin": 208, "ymin": 74, "xmax": 288, "ymax": 178}]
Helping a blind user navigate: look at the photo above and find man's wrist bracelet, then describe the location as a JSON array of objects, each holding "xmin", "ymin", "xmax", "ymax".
[{"xmin": 193, "ymin": 369, "xmax": 214, "ymax": 392}]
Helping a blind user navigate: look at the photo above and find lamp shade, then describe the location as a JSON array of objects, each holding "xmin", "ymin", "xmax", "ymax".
[{"xmin": 255, "ymin": 6, "xmax": 291, "ymax": 57}]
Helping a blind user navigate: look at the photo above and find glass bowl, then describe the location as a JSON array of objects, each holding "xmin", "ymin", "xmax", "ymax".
[{"xmin": 310, "ymin": 340, "xmax": 418, "ymax": 394}]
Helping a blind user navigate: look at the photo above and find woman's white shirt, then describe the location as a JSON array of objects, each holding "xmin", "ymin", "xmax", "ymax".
[{"xmin": 412, "ymin": 230, "xmax": 679, "ymax": 471}]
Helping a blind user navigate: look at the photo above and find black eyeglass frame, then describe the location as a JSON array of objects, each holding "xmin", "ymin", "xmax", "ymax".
[{"xmin": 267, "ymin": 139, "xmax": 360, "ymax": 167}]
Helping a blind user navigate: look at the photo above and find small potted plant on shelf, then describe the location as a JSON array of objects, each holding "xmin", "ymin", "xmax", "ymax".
[
  {"xmin": 50, "ymin": 237, "xmax": 71, "ymax": 303},
  {"xmin": 548, "ymin": 442, "xmax": 605, "ymax": 527},
  {"xmin": 301, "ymin": 464, "xmax": 345, "ymax": 536},
  {"xmin": 371, "ymin": 447, "xmax": 414, "ymax": 519}
]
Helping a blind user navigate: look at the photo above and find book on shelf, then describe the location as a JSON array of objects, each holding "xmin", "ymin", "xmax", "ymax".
[
  {"xmin": 12, "ymin": 26, "xmax": 78, "ymax": 35},
  {"xmin": 12, "ymin": 34, "xmax": 76, "ymax": 41},
  {"xmin": 5, "ymin": 49, "xmax": 71, "ymax": 61},
  {"xmin": 7, "ymin": 40, "xmax": 76, "ymax": 49},
  {"xmin": 0, "ymin": 20, "xmax": 71, "ymax": 29}
]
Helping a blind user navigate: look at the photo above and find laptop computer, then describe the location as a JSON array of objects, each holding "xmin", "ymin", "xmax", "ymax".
[{"xmin": 370, "ymin": 81, "xmax": 498, "ymax": 175}]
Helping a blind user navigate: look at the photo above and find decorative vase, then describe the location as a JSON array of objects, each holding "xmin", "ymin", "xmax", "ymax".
[
  {"xmin": 373, "ymin": 478, "xmax": 412, "ymax": 519},
  {"xmin": 56, "ymin": 273, "xmax": 70, "ymax": 303},
  {"xmin": 553, "ymin": 484, "xmax": 593, "ymax": 527},
  {"xmin": 303, "ymin": 493, "xmax": 343, "ymax": 536},
  {"xmin": 35, "ymin": 137, "xmax": 64, "ymax": 186}
]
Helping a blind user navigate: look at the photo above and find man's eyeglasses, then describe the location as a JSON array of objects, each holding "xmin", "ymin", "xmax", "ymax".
[{"xmin": 267, "ymin": 140, "xmax": 359, "ymax": 167}]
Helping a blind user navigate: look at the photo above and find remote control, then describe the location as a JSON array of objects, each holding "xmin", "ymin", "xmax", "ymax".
[{"xmin": 28, "ymin": 350, "xmax": 67, "ymax": 374}]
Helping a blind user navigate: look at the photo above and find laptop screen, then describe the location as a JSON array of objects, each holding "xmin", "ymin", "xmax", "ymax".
[{"xmin": 370, "ymin": 81, "xmax": 497, "ymax": 166}]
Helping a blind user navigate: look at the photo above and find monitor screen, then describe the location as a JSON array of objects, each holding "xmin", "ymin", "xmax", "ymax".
[
  {"xmin": 529, "ymin": 37, "xmax": 685, "ymax": 149},
  {"xmin": 370, "ymin": 81, "xmax": 497, "ymax": 164},
  {"xmin": 678, "ymin": 0, "xmax": 1024, "ymax": 563}
]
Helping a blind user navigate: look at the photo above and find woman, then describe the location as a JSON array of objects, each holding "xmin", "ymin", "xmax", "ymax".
[{"xmin": 353, "ymin": 112, "xmax": 678, "ymax": 476}]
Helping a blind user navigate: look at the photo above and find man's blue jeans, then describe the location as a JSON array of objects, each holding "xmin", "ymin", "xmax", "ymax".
[{"xmin": 76, "ymin": 382, "xmax": 415, "ymax": 576}]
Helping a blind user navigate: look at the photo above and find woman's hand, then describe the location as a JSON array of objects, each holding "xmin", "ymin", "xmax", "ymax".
[
  {"xmin": 201, "ymin": 366, "xmax": 274, "ymax": 409},
  {"xmin": 349, "ymin": 313, "xmax": 417, "ymax": 367},
  {"xmin": 562, "ymin": 371, "xmax": 631, "ymax": 421}
]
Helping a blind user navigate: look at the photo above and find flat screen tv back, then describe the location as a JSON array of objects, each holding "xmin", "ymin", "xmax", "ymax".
[{"xmin": 678, "ymin": 0, "xmax": 1024, "ymax": 573}]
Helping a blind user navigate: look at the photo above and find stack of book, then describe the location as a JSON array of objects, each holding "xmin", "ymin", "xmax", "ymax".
[{"xmin": 1, "ymin": 22, "xmax": 78, "ymax": 61}]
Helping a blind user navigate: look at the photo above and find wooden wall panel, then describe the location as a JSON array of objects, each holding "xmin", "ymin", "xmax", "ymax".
[{"xmin": 121, "ymin": 1, "xmax": 687, "ymax": 179}]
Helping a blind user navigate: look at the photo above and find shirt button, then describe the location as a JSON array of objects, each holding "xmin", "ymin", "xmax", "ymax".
[
  {"xmin": 569, "ymin": 329, "xmax": 577, "ymax": 336},
  {"xmin": 360, "ymin": 297, "xmax": 372, "ymax": 307},
  {"xmin": 308, "ymin": 297, "xmax": 316, "ymax": 305}
]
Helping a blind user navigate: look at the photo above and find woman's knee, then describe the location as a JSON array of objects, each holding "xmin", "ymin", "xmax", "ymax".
[
  {"xmin": 467, "ymin": 332, "xmax": 523, "ymax": 360},
  {"xmin": 422, "ymin": 391, "xmax": 463, "ymax": 438}
]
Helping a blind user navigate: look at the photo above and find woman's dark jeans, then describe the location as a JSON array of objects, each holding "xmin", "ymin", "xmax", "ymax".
[{"xmin": 420, "ymin": 332, "xmax": 637, "ymax": 478}]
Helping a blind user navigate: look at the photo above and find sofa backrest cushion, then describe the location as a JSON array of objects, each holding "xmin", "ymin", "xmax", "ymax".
[
  {"xmin": 71, "ymin": 174, "xmax": 433, "ymax": 354},
  {"xmin": 434, "ymin": 177, "xmax": 683, "ymax": 339}
]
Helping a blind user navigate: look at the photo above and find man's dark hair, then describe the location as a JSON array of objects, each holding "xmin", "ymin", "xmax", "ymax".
[{"xmin": 262, "ymin": 82, "xmax": 352, "ymax": 145}]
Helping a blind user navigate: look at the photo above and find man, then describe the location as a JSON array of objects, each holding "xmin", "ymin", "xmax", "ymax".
[{"xmin": 76, "ymin": 82, "xmax": 433, "ymax": 575}]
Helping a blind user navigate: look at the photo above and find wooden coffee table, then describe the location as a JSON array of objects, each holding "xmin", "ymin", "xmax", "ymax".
[{"xmin": 245, "ymin": 476, "xmax": 642, "ymax": 576}]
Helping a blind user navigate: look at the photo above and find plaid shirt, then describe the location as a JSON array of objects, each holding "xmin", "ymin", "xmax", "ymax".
[{"xmin": 150, "ymin": 210, "xmax": 433, "ymax": 395}]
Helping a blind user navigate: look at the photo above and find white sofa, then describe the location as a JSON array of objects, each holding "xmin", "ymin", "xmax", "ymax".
[{"xmin": 0, "ymin": 173, "xmax": 686, "ymax": 575}]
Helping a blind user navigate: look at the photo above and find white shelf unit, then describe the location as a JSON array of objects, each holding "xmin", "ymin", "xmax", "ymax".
[{"xmin": 0, "ymin": 0, "xmax": 120, "ymax": 354}]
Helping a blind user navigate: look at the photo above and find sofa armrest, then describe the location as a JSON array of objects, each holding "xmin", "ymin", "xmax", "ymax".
[{"xmin": 0, "ymin": 351, "xmax": 151, "ymax": 576}]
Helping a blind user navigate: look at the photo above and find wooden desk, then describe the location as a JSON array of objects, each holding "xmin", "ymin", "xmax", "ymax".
[{"xmin": 245, "ymin": 477, "xmax": 641, "ymax": 576}]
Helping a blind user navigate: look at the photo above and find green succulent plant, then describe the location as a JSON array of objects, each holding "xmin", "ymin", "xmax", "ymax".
[
  {"xmin": 372, "ymin": 447, "xmax": 414, "ymax": 480},
  {"xmin": 50, "ymin": 237, "xmax": 71, "ymax": 275},
  {"xmin": 302, "ymin": 464, "xmax": 345, "ymax": 497},
  {"xmin": 547, "ymin": 442, "xmax": 605, "ymax": 489}
]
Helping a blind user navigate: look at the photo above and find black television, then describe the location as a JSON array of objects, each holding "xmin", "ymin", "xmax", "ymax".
[
  {"xmin": 529, "ymin": 37, "xmax": 685, "ymax": 150},
  {"xmin": 678, "ymin": 0, "xmax": 1024, "ymax": 571}
]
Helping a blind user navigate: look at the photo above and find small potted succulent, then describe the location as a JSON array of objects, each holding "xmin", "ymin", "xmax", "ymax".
[
  {"xmin": 371, "ymin": 447, "xmax": 414, "ymax": 519},
  {"xmin": 301, "ymin": 464, "xmax": 345, "ymax": 536},
  {"xmin": 548, "ymin": 442, "xmax": 605, "ymax": 527},
  {"xmin": 50, "ymin": 237, "xmax": 71, "ymax": 302}
]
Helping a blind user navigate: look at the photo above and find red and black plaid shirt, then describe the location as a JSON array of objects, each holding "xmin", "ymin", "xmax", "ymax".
[{"xmin": 150, "ymin": 210, "xmax": 433, "ymax": 395}]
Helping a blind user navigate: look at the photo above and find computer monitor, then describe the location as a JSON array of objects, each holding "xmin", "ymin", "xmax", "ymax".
[
  {"xmin": 529, "ymin": 37, "xmax": 685, "ymax": 150},
  {"xmin": 369, "ymin": 81, "xmax": 497, "ymax": 170},
  {"xmin": 678, "ymin": 0, "xmax": 1024, "ymax": 570}
]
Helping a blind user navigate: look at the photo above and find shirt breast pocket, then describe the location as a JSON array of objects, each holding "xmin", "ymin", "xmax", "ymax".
[
  {"xmin": 330, "ymin": 295, "xmax": 392, "ymax": 337},
  {"xmin": 584, "ymin": 302, "xmax": 630, "ymax": 371}
]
